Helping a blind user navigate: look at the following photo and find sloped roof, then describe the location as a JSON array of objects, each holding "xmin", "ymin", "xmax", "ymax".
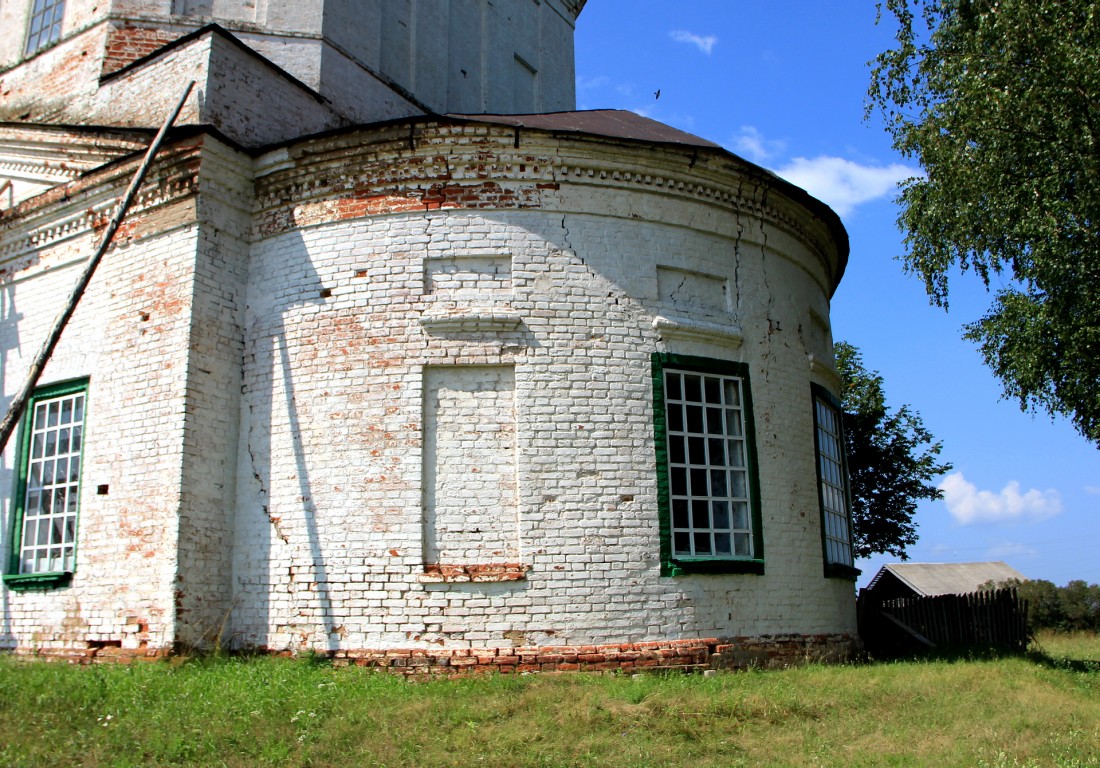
[
  {"xmin": 866, "ymin": 562, "xmax": 1027, "ymax": 597},
  {"xmin": 447, "ymin": 110, "xmax": 723, "ymax": 149}
]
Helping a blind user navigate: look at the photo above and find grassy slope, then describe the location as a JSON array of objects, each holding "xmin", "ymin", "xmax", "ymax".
[{"xmin": 0, "ymin": 633, "xmax": 1096, "ymax": 768}]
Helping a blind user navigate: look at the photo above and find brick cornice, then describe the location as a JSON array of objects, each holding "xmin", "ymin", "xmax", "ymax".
[
  {"xmin": 252, "ymin": 122, "xmax": 844, "ymax": 289},
  {"xmin": 0, "ymin": 140, "xmax": 204, "ymax": 272}
]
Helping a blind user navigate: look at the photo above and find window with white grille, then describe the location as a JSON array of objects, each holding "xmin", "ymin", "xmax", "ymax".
[
  {"xmin": 813, "ymin": 390, "xmax": 855, "ymax": 573},
  {"xmin": 15, "ymin": 384, "xmax": 85, "ymax": 576},
  {"xmin": 654, "ymin": 354, "xmax": 762, "ymax": 576},
  {"xmin": 24, "ymin": 0, "xmax": 66, "ymax": 55}
]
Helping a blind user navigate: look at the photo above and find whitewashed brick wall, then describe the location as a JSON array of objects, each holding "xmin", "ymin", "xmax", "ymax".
[
  {"xmin": 1, "ymin": 122, "xmax": 856, "ymax": 659},
  {"xmin": 229, "ymin": 123, "xmax": 856, "ymax": 654}
]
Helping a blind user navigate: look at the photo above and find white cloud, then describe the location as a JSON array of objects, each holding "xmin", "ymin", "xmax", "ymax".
[
  {"xmin": 670, "ymin": 30, "xmax": 718, "ymax": 55},
  {"xmin": 773, "ymin": 156, "xmax": 916, "ymax": 216},
  {"xmin": 729, "ymin": 126, "xmax": 787, "ymax": 165},
  {"xmin": 940, "ymin": 472, "xmax": 1063, "ymax": 525},
  {"xmin": 1085, "ymin": 485, "xmax": 1100, "ymax": 495}
]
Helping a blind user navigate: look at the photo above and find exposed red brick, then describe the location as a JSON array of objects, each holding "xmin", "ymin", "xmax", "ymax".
[{"xmin": 102, "ymin": 25, "xmax": 181, "ymax": 76}]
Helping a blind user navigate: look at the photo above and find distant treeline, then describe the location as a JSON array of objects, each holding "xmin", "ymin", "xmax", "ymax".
[{"xmin": 983, "ymin": 579, "xmax": 1100, "ymax": 633}]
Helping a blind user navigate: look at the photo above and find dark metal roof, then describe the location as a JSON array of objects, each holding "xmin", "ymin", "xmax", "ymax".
[{"xmin": 446, "ymin": 110, "xmax": 723, "ymax": 149}]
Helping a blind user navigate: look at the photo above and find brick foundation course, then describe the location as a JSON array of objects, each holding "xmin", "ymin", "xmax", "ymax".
[
  {"xmin": 4, "ymin": 634, "xmax": 857, "ymax": 673},
  {"xmin": 304, "ymin": 634, "xmax": 858, "ymax": 675}
]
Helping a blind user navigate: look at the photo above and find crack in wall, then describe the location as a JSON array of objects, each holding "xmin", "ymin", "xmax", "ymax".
[
  {"xmin": 560, "ymin": 213, "xmax": 575, "ymax": 256},
  {"xmin": 244, "ymin": 336, "xmax": 289, "ymax": 547}
]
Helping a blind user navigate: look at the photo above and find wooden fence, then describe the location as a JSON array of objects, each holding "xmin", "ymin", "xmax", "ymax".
[{"xmin": 858, "ymin": 587, "xmax": 1029, "ymax": 656}]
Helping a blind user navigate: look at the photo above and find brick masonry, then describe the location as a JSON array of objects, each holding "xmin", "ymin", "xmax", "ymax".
[
  {"xmin": 1, "ymin": 113, "xmax": 856, "ymax": 665},
  {"xmin": 7, "ymin": 634, "xmax": 858, "ymax": 673}
]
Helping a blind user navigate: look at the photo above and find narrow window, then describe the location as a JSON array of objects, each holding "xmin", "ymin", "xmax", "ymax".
[
  {"xmin": 24, "ymin": 0, "xmax": 66, "ymax": 55},
  {"xmin": 4, "ymin": 380, "xmax": 86, "ymax": 589},
  {"xmin": 653, "ymin": 354, "xmax": 763, "ymax": 576},
  {"xmin": 812, "ymin": 386, "xmax": 858, "ymax": 578}
]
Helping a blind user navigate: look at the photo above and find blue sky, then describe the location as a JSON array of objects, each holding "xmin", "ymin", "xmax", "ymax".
[{"xmin": 574, "ymin": 1, "xmax": 1099, "ymax": 588}]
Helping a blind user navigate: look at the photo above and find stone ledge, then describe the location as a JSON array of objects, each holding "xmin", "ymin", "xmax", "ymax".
[
  {"xmin": 652, "ymin": 315, "xmax": 743, "ymax": 347},
  {"xmin": 808, "ymin": 353, "xmax": 842, "ymax": 391},
  {"xmin": 419, "ymin": 306, "xmax": 522, "ymax": 333}
]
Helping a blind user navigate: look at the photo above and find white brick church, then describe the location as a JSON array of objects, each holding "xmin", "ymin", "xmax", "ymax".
[{"xmin": 0, "ymin": 0, "xmax": 859, "ymax": 669}]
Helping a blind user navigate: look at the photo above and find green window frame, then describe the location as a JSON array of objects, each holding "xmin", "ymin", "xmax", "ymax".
[
  {"xmin": 653, "ymin": 353, "xmax": 764, "ymax": 576},
  {"xmin": 811, "ymin": 384, "xmax": 859, "ymax": 580},
  {"xmin": 3, "ymin": 378, "xmax": 88, "ymax": 591},
  {"xmin": 24, "ymin": 0, "xmax": 66, "ymax": 55}
]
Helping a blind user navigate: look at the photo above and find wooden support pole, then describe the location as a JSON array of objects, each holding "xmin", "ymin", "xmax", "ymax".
[{"xmin": 0, "ymin": 80, "xmax": 195, "ymax": 456}]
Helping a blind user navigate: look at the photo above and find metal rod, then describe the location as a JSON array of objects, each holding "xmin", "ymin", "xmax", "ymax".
[{"xmin": 0, "ymin": 80, "xmax": 195, "ymax": 455}]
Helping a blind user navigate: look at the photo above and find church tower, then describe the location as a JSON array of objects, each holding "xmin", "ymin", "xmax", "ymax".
[{"xmin": 0, "ymin": 0, "xmax": 586, "ymax": 144}]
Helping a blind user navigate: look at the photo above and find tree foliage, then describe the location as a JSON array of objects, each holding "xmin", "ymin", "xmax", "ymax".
[
  {"xmin": 836, "ymin": 342, "xmax": 952, "ymax": 559},
  {"xmin": 984, "ymin": 578, "xmax": 1100, "ymax": 633},
  {"xmin": 869, "ymin": 0, "xmax": 1100, "ymax": 445}
]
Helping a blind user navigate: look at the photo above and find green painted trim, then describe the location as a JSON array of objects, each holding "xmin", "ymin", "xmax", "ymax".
[
  {"xmin": 824, "ymin": 562, "xmax": 861, "ymax": 581},
  {"xmin": 2, "ymin": 571, "xmax": 72, "ymax": 591},
  {"xmin": 652, "ymin": 353, "xmax": 764, "ymax": 577},
  {"xmin": 810, "ymin": 383, "xmax": 860, "ymax": 580},
  {"xmin": 5, "ymin": 378, "xmax": 89, "ymax": 588}
]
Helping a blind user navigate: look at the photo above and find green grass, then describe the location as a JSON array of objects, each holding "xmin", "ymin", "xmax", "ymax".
[{"xmin": 0, "ymin": 633, "xmax": 1097, "ymax": 768}]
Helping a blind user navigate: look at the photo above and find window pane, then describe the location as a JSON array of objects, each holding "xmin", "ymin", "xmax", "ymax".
[
  {"xmin": 731, "ymin": 502, "xmax": 748, "ymax": 529},
  {"xmin": 688, "ymin": 436, "xmax": 706, "ymax": 465},
  {"xmin": 667, "ymin": 404, "xmax": 684, "ymax": 432},
  {"xmin": 685, "ymin": 405, "xmax": 704, "ymax": 433},
  {"xmin": 728, "ymin": 440, "xmax": 744, "ymax": 467},
  {"xmin": 704, "ymin": 376, "xmax": 720, "ymax": 403},
  {"xmin": 712, "ymin": 500, "xmax": 729, "ymax": 529},
  {"xmin": 689, "ymin": 468, "xmax": 707, "ymax": 495},
  {"xmin": 710, "ymin": 469, "xmax": 727, "ymax": 497},
  {"xmin": 665, "ymin": 373, "xmax": 681, "ymax": 400},
  {"xmin": 708, "ymin": 437, "xmax": 725, "ymax": 464},
  {"xmin": 672, "ymin": 499, "xmax": 689, "ymax": 529},
  {"xmin": 730, "ymin": 471, "xmax": 746, "ymax": 498},
  {"xmin": 691, "ymin": 500, "xmax": 709, "ymax": 529},
  {"xmin": 670, "ymin": 467, "xmax": 687, "ymax": 496},
  {"xmin": 706, "ymin": 407, "xmax": 723, "ymax": 434},
  {"xmin": 725, "ymin": 410, "xmax": 743, "ymax": 437},
  {"xmin": 733, "ymin": 532, "xmax": 751, "ymax": 556},
  {"xmin": 683, "ymin": 375, "xmax": 701, "ymax": 402},
  {"xmin": 668, "ymin": 435, "xmax": 685, "ymax": 464},
  {"xmin": 723, "ymin": 380, "xmax": 741, "ymax": 407}
]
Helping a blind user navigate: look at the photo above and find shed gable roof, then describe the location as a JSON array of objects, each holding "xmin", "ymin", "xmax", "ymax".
[{"xmin": 867, "ymin": 562, "xmax": 1027, "ymax": 597}]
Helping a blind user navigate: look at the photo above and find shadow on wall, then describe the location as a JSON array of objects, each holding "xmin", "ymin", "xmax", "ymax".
[
  {"xmin": 0, "ymin": 282, "xmax": 22, "ymax": 649},
  {"xmin": 234, "ymin": 227, "xmax": 338, "ymax": 653}
]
